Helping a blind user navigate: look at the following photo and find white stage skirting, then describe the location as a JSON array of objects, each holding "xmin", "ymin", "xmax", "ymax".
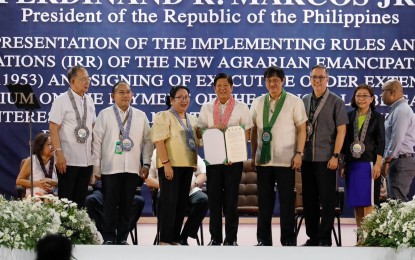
[{"xmin": 1, "ymin": 245, "xmax": 414, "ymax": 260}]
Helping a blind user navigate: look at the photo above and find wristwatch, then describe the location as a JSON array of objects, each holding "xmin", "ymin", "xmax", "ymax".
[
  {"xmin": 332, "ymin": 153, "xmax": 340, "ymax": 159},
  {"xmin": 296, "ymin": 151, "xmax": 304, "ymax": 156}
]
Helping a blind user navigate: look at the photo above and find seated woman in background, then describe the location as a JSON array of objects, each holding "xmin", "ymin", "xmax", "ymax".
[{"xmin": 16, "ymin": 132, "xmax": 58, "ymax": 197}]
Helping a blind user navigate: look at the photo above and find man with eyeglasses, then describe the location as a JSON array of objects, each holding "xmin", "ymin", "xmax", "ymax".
[
  {"xmin": 91, "ymin": 80, "xmax": 152, "ymax": 245},
  {"xmin": 381, "ymin": 79, "xmax": 415, "ymax": 201},
  {"xmin": 49, "ymin": 65, "xmax": 96, "ymax": 208},
  {"xmin": 301, "ymin": 64, "xmax": 348, "ymax": 247}
]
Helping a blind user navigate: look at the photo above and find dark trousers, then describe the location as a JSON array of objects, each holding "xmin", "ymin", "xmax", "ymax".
[
  {"xmin": 181, "ymin": 190, "xmax": 208, "ymax": 239},
  {"xmin": 207, "ymin": 162, "xmax": 243, "ymax": 243},
  {"xmin": 57, "ymin": 165, "xmax": 92, "ymax": 208},
  {"xmin": 85, "ymin": 189, "xmax": 145, "ymax": 233},
  {"xmin": 156, "ymin": 189, "xmax": 208, "ymax": 240},
  {"xmin": 301, "ymin": 161, "xmax": 336, "ymax": 245},
  {"xmin": 374, "ymin": 176, "xmax": 381, "ymax": 207},
  {"xmin": 388, "ymin": 157, "xmax": 415, "ymax": 201},
  {"xmin": 158, "ymin": 167, "xmax": 194, "ymax": 243},
  {"xmin": 256, "ymin": 166, "xmax": 296, "ymax": 246},
  {"xmin": 101, "ymin": 173, "xmax": 141, "ymax": 242}
]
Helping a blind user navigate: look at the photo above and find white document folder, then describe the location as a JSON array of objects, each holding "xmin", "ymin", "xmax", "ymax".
[{"xmin": 202, "ymin": 126, "xmax": 247, "ymax": 165}]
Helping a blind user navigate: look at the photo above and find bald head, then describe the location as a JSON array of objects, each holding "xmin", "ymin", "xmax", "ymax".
[
  {"xmin": 384, "ymin": 79, "xmax": 403, "ymax": 94},
  {"xmin": 382, "ymin": 79, "xmax": 404, "ymax": 106}
]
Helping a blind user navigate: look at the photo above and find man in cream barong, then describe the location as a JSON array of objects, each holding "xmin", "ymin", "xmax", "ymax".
[{"xmin": 250, "ymin": 66, "xmax": 307, "ymax": 246}]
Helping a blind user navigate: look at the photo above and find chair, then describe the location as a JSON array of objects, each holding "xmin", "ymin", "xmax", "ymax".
[
  {"xmin": 237, "ymin": 160, "xmax": 258, "ymax": 216},
  {"xmin": 16, "ymin": 185, "xmax": 26, "ymax": 199},
  {"xmin": 294, "ymin": 170, "xmax": 344, "ymax": 246},
  {"xmin": 85, "ymin": 184, "xmax": 141, "ymax": 245},
  {"xmin": 152, "ymin": 188, "xmax": 204, "ymax": 245},
  {"xmin": 128, "ymin": 186, "xmax": 142, "ymax": 245},
  {"xmin": 152, "ymin": 188, "xmax": 161, "ymax": 245}
]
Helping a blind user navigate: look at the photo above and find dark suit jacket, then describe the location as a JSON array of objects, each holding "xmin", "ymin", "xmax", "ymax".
[{"xmin": 343, "ymin": 109, "xmax": 385, "ymax": 163}]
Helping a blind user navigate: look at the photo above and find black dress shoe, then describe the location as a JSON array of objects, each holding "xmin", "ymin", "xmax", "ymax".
[
  {"xmin": 301, "ymin": 240, "xmax": 318, "ymax": 246},
  {"xmin": 223, "ymin": 241, "xmax": 238, "ymax": 246},
  {"xmin": 117, "ymin": 241, "xmax": 129, "ymax": 245},
  {"xmin": 318, "ymin": 241, "xmax": 332, "ymax": 247},
  {"xmin": 208, "ymin": 240, "xmax": 221, "ymax": 246},
  {"xmin": 102, "ymin": 241, "xmax": 115, "ymax": 245},
  {"xmin": 179, "ymin": 238, "xmax": 189, "ymax": 246},
  {"xmin": 282, "ymin": 241, "xmax": 296, "ymax": 246},
  {"xmin": 255, "ymin": 242, "xmax": 271, "ymax": 246}
]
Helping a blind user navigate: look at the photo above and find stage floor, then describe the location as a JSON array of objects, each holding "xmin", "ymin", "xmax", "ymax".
[
  {"xmin": 2, "ymin": 244, "xmax": 413, "ymax": 260},
  {"xmin": 74, "ymin": 246, "xmax": 414, "ymax": 260},
  {"xmin": 2, "ymin": 218, "xmax": 414, "ymax": 260},
  {"xmin": 132, "ymin": 217, "xmax": 358, "ymax": 246}
]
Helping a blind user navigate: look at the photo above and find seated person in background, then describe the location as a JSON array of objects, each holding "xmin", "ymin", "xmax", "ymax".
[
  {"xmin": 16, "ymin": 132, "xmax": 58, "ymax": 198},
  {"xmin": 146, "ymin": 150, "xmax": 208, "ymax": 245},
  {"xmin": 85, "ymin": 178, "xmax": 145, "ymax": 234}
]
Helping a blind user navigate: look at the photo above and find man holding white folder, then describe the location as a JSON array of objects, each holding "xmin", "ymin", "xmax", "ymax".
[{"xmin": 197, "ymin": 73, "xmax": 253, "ymax": 246}]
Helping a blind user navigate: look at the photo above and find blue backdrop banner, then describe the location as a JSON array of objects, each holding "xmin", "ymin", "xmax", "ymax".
[{"xmin": 1, "ymin": 1, "xmax": 414, "ymax": 206}]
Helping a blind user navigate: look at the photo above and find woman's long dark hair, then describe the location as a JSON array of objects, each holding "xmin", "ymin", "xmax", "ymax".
[{"xmin": 32, "ymin": 133, "xmax": 51, "ymax": 171}]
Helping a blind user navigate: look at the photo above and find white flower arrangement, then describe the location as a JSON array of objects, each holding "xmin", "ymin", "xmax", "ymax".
[
  {"xmin": 358, "ymin": 197, "xmax": 415, "ymax": 248},
  {"xmin": 0, "ymin": 195, "xmax": 102, "ymax": 250}
]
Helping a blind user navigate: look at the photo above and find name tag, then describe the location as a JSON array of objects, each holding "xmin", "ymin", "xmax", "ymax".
[{"xmin": 115, "ymin": 141, "xmax": 123, "ymax": 155}]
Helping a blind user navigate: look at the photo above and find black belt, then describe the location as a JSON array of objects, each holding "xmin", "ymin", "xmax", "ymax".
[{"xmin": 398, "ymin": 153, "xmax": 415, "ymax": 159}]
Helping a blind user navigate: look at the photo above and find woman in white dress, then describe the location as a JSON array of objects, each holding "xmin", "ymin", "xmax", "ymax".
[{"xmin": 16, "ymin": 133, "xmax": 58, "ymax": 197}]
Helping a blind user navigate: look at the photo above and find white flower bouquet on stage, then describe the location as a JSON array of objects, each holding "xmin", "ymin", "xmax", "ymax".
[
  {"xmin": 0, "ymin": 195, "xmax": 102, "ymax": 251},
  {"xmin": 358, "ymin": 197, "xmax": 415, "ymax": 248}
]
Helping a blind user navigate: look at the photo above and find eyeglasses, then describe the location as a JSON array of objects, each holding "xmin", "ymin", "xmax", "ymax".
[
  {"xmin": 77, "ymin": 76, "xmax": 91, "ymax": 82},
  {"xmin": 310, "ymin": 76, "xmax": 326, "ymax": 81},
  {"xmin": 355, "ymin": 95, "xmax": 372, "ymax": 100},
  {"xmin": 174, "ymin": 95, "xmax": 190, "ymax": 101},
  {"xmin": 381, "ymin": 88, "xmax": 392, "ymax": 93},
  {"xmin": 116, "ymin": 90, "xmax": 132, "ymax": 95}
]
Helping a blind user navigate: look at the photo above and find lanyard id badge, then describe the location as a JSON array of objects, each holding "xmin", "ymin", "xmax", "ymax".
[{"xmin": 115, "ymin": 141, "xmax": 123, "ymax": 154}]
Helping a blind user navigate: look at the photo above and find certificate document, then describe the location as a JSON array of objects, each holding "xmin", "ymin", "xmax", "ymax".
[
  {"xmin": 202, "ymin": 126, "xmax": 247, "ymax": 165},
  {"xmin": 224, "ymin": 126, "xmax": 247, "ymax": 163}
]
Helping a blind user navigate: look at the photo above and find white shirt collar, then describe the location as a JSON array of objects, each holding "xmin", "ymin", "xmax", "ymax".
[
  {"xmin": 116, "ymin": 104, "xmax": 130, "ymax": 115},
  {"xmin": 70, "ymin": 88, "xmax": 84, "ymax": 100}
]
